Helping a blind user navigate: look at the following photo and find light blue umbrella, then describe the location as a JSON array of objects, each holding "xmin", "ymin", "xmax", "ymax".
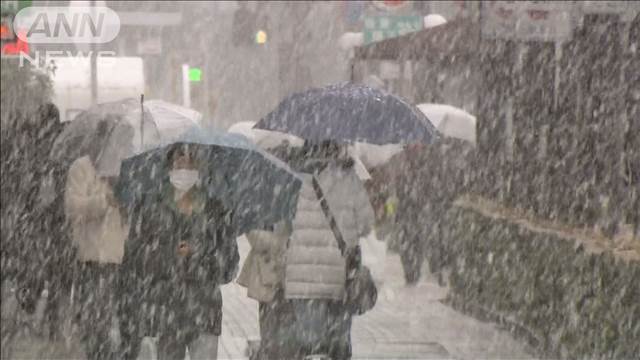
[{"xmin": 116, "ymin": 126, "xmax": 302, "ymax": 234}]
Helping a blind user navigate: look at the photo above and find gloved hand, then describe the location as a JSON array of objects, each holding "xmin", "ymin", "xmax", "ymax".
[{"xmin": 16, "ymin": 284, "xmax": 41, "ymax": 314}]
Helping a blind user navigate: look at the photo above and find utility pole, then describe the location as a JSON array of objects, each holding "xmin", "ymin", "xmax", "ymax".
[{"xmin": 182, "ymin": 64, "xmax": 191, "ymax": 108}]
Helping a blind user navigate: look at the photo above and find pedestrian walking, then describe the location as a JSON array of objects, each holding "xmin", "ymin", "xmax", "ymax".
[
  {"xmin": 261, "ymin": 141, "xmax": 377, "ymax": 360},
  {"xmin": 394, "ymin": 143, "xmax": 429, "ymax": 285},
  {"xmin": 394, "ymin": 138, "xmax": 474, "ymax": 286},
  {"xmin": 237, "ymin": 221, "xmax": 290, "ymax": 359},
  {"xmin": 27, "ymin": 103, "xmax": 74, "ymax": 341},
  {"xmin": 118, "ymin": 144, "xmax": 239, "ymax": 360},
  {"xmin": 64, "ymin": 119, "xmax": 132, "ymax": 359},
  {"xmin": 2, "ymin": 103, "xmax": 73, "ymax": 341}
]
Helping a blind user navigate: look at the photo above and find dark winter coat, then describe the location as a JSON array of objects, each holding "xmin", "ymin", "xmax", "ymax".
[
  {"xmin": 1, "ymin": 104, "xmax": 70, "ymax": 308},
  {"xmin": 118, "ymin": 184, "xmax": 239, "ymax": 337}
]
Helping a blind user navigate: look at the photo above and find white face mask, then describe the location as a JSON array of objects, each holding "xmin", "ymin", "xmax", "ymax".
[{"xmin": 169, "ymin": 169, "xmax": 199, "ymax": 191}]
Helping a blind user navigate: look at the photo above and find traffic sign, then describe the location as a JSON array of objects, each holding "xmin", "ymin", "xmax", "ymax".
[
  {"xmin": 188, "ymin": 67, "xmax": 202, "ymax": 82},
  {"xmin": 363, "ymin": 15, "xmax": 423, "ymax": 44}
]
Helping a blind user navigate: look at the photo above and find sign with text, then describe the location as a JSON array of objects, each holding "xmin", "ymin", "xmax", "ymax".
[
  {"xmin": 363, "ymin": 15, "xmax": 423, "ymax": 44},
  {"xmin": 481, "ymin": 1, "xmax": 573, "ymax": 42}
]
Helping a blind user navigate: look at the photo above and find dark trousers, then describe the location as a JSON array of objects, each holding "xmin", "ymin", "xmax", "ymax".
[
  {"xmin": 400, "ymin": 223, "xmax": 424, "ymax": 285},
  {"xmin": 258, "ymin": 292, "xmax": 352, "ymax": 360},
  {"xmin": 118, "ymin": 288, "xmax": 221, "ymax": 360},
  {"xmin": 75, "ymin": 262, "xmax": 118, "ymax": 360}
]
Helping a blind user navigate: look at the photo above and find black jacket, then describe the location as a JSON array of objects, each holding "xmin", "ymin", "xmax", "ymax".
[{"xmin": 118, "ymin": 184, "xmax": 239, "ymax": 336}]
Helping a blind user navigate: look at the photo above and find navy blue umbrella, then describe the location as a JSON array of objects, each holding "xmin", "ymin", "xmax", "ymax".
[
  {"xmin": 254, "ymin": 82, "xmax": 439, "ymax": 145},
  {"xmin": 115, "ymin": 127, "xmax": 302, "ymax": 235}
]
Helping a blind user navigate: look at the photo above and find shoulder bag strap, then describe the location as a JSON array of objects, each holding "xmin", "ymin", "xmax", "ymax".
[{"xmin": 311, "ymin": 174, "xmax": 347, "ymax": 256}]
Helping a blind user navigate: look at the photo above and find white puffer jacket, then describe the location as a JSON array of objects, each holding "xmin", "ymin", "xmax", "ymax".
[{"xmin": 285, "ymin": 164, "xmax": 375, "ymax": 300}]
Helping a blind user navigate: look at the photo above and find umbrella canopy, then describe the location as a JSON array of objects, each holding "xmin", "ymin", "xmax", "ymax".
[
  {"xmin": 254, "ymin": 82, "xmax": 439, "ymax": 145},
  {"xmin": 228, "ymin": 121, "xmax": 304, "ymax": 150},
  {"xmin": 116, "ymin": 126, "xmax": 302, "ymax": 235},
  {"xmin": 232, "ymin": 122, "xmax": 371, "ymax": 180},
  {"xmin": 349, "ymin": 142, "xmax": 405, "ymax": 169},
  {"xmin": 416, "ymin": 103, "xmax": 476, "ymax": 144},
  {"xmin": 51, "ymin": 98, "xmax": 204, "ymax": 176},
  {"xmin": 144, "ymin": 99, "xmax": 202, "ymax": 142},
  {"xmin": 227, "ymin": 121, "xmax": 258, "ymax": 142},
  {"xmin": 51, "ymin": 98, "xmax": 161, "ymax": 175}
]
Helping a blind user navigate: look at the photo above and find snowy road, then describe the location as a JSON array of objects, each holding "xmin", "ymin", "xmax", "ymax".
[{"xmin": 2, "ymin": 236, "xmax": 534, "ymax": 360}]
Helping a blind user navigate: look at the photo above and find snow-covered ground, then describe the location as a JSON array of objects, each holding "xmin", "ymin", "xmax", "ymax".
[{"xmin": 1, "ymin": 235, "xmax": 534, "ymax": 360}]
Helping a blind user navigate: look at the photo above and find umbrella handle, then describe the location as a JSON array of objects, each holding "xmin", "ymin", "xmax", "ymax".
[{"xmin": 140, "ymin": 94, "xmax": 145, "ymax": 150}]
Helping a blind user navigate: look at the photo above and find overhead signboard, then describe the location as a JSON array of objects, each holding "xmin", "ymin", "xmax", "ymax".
[
  {"xmin": 430, "ymin": 0, "xmax": 475, "ymax": 20},
  {"xmin": 371, "ymin": 1, "xmax": 412, "ymax": 12},
  {"xmin": 363, "ymin": 15, "xmax": 423, "ymax": 44},
  {"xmin": 480, "ymin": 1, "xmax": 573, "ymax": 42},
  {"xmin": 580, "ymin": 1, "xmax": 639, "ymax": 22},
  {"xmin": 581, "ymin": 1, "xmax": 628, "ymax": 14}
]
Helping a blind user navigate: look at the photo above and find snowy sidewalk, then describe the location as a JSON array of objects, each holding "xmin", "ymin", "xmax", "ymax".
[
  {"xmin": 2, "ymin": 236, "xmax": 534, "ymax": 360},
  {"xmin": 218, "ymin": 236, "xmax": 535, "ymax": 360}
]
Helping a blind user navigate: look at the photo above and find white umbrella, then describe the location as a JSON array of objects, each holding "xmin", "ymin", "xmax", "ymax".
[
  {"xmin": 51, "ymin": 98, "xmax": 203, "ymax": 177},
  {"xmin": 143, "ymin": 99, "xmax": 202, "ymax": 143},
  {"xmin": 349, "ymin": 142, "xmax": 404, "ymax": 169},
  {"xmin": 424, "ymin": 14, "xmax": 447, "ymax": 29},
  {"xmin": 416, "ymin": 103, "xmax": 477, "ymax": 144},
  {"xmin": 227, "ymin": 121, "xmax": 259, "ymax": 143},
  {"xmin": 227, "ymin": 121, "xmax": 304, "ymax": 150}
]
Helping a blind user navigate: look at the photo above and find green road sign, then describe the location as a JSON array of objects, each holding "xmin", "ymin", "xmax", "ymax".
[
  {"xmin": 363, "ymin": 15, "xmax": 423, "ymax": 45},
  {"xmin": 188, "ymin": 67, "xmax": 202, "ymax": 82}
]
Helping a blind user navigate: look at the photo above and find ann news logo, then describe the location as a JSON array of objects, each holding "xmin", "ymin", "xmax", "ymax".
[{"xmin": 13, "ymin": 6, "xmax": 120, "ymax": 44}]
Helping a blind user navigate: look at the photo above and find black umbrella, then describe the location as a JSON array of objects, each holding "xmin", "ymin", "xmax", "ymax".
[
  {"xmin": 254, "ymin": 82, "xmax": 439, "ymax": 145},
  {"xmin": 115, "ymin": 127, "xmax": 302, "ymax": 235}
]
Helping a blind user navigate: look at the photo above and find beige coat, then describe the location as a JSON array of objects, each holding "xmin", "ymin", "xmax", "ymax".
[
  {"xmin": 237, "ymin": 223, "xmax": 289, "ymax": 303},
  {"xmin": 64, "ymin": 156, "xmax": 128, "ymax": 264},
  {"xmin": 284, "ymin": 165, "xmax": 375, "ymax": 301}
]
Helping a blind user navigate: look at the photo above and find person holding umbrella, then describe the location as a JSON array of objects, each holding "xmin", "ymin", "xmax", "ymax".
[
  {"xmin": 254, "ymin": 83, "xmax": 440, "ymax": 289},
  {"xmin": 254, "ymin": 140, "xmax": 376, "ymax": 360},
  {"xmin": 118, "ymin": 143, "xmax": 239, "ymax": 360},
  {"xmin": 64, "ymin": 118, "xmax": 133, "ymax": 359}
]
